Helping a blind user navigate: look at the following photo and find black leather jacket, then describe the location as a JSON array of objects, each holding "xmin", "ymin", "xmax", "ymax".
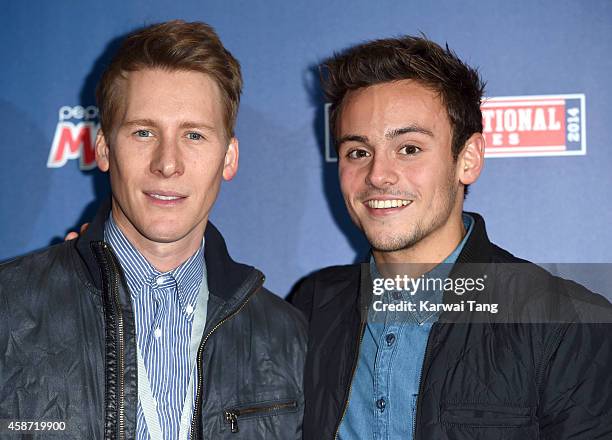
[
  {"xmin": 292, "ymin": 213, "xmax": 612, "ymax": 439},
  {"xmin": 0, "ymin": 202, "xmax": 307, "ymax": 439}
]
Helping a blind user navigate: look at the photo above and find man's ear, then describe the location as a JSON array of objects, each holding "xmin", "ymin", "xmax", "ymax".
[
  {"xmin": 222, "ymin": 137, "xmax": 239, "ymax": 181},
  {"xmin": 458, "ymin": 133, "xmax": 485, "ymax": 186},
  {"xmin": 95, "ymin": 129, "xmax": 110, "ymax": 173}
]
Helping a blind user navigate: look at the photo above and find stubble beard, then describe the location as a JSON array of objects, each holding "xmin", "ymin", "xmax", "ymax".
[{"xmin": 364, "ymin": 173, "xmax": 459, "ymax": 254}]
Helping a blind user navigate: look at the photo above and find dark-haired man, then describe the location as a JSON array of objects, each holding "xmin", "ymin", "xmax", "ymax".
[
  {"xmin": 0, "ymin": 21, "xmax": 306, "ymax": 439},
  {"xmin": 292, "ymin": 36, "xmax": 612, "ymax": 439}
]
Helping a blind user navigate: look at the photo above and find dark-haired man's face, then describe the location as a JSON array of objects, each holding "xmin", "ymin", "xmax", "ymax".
[{"xmin": 337, "ymin": 79, "xmax": 480, "ymax": 262}]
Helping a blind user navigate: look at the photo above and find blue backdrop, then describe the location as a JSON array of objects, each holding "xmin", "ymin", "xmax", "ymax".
[{"xmin": 2, "ymin": 1, "xmax": 611, "ymax": 297}]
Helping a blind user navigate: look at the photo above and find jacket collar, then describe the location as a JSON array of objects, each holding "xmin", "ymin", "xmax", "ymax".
[
  {"xmin": 75, "ymin": 198, "xmax": 256, "ymax": 302},
  {"xmin": 312, "ymin": 212, "xmax": 496, "ymax": 311},
  {"xmin": 455, "ymin": 211, "xmax": 495, "ymax": 264}
]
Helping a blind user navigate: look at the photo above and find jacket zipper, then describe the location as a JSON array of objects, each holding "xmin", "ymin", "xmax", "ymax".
[
  {"xmin": 100, "ymin": 244, "xmax": 126, "ymax": 440},
  {"xmin": 223, "ymin": 400, "xmax": 298, "ymax": 433},
  {"xmin": 333, "ymin": 319, "xmax": 366, "ymax": 439},
  {"xmin": 413, "ymin": 324, "xmax": 436, "ymax": 440},
  {"xmin": 190, "ymin": 276, "xmax": 264, "ymax": 440}
]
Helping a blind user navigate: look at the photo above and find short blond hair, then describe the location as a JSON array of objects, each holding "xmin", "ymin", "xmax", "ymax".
[{"xmin": 96, "ymin": 20, "xmax": 242, "ymax": 139}]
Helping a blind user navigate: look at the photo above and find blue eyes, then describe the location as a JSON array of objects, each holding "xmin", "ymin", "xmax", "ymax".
[
  {"xmin": 135, "ymin": 130, "xmax": 152, "ymax": 138},
  {"xmin": 132, "ymin": 130, "xmax": 205, "ymax": 141},
  {"xmin": 186, "ymin": 132, "xmax": 204, "ymax": 141}
]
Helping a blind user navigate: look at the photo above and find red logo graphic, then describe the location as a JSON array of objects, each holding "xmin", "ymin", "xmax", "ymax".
[
  {"xmin": 482, "ymin": 94, "xmax": 586, "ymax": 157},
  {"xmin": 47, "ymin": 105, "xmax": 99, "ymax": 169}
]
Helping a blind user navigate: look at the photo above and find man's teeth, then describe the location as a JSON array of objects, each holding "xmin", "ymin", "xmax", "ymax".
[
  {"xmin": 150, "ymin": 194, "xmax": 181, "ymax": 201},
  {"xmin": 366, "ymin": 199, "xmax": 411, "ymax": 209}
]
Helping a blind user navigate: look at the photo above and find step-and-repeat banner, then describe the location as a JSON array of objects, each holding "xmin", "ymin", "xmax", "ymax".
[{"xmin": 1, "ymin": 1, "xmax": 611, "ymax": 297}]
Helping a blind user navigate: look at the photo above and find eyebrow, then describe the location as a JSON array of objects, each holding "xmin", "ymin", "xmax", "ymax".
[
  {"xmin": 121, "ymin": 119, "xmax": 216, "ymax": 132},
  {"xmin": 336, "ymin": 134, "xmax": 370, "ymax": 147},
  {"xmin": 336, "ymin": 124, "xmax": 435, "ymax": 148},
  {"xmin": 385, "ymin": 125, "xmax": 434, "ymax": 139}
]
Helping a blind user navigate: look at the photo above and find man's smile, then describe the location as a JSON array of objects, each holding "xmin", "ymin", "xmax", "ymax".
[
  {"xmin": 361, "ymin": 197, "xmax": 414, "ymax": 217},
  {"xmin": 144, "ymin": 190, "xmax": 188, "ymax": 205},
  {"xmin": 364, "ymin": 199, "xmax": 412, "ymax": 209}
]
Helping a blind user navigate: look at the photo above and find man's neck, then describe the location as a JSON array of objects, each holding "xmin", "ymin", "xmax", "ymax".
[{"xmin": 111, "ymin": 209, "xmax": 205, "ymax": 273}]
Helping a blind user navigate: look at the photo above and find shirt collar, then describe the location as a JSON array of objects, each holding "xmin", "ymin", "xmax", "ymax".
[
  {"xmin": 369, "ymin": 213, "xmax": 475, "ymax": 324},
  {"xmin": 103, "ymin": 214, "xmax": 205, "ymax": 310},
  {"xmin": 444, "ymin": 212, "xmax": 474, "ymax": 264}
]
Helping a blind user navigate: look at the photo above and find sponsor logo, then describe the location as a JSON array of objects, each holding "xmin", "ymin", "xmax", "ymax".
[
  {"xmin": 482, "ymin": 94, "xmax": 586, "ymax": 157},
  {"xmin": 324, "ymin": 94, "xmax": 586, "ymax": 162},
  {"xmin": 47, "ymin": 105, "xmax": 99, "ymax": 169}
]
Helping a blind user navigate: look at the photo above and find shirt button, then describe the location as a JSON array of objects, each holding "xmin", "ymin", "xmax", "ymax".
[
  {"xmin": 385, "ymin": 333, "xmax": 396, "ymax": 346},
  {"xmin": 154, "ymin": 327, "xmax": 162, "ymax": 338},
  {"xmin": 376, "ymin": 398, "xmax": 386, "ymax": 412},
  {"xmin": 185, "ymin": 304, "xmax": 194, "ymax": 314},
  {"xmin": 156, "ymin": 276, "xmax": 166, "ymax": 286}
]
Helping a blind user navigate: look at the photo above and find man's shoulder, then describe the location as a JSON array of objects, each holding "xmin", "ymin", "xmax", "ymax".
[
  {"xmin": 0, "ymin": 241, "xmax": 97, "ymax": 327},
  {"xmin": 256, "ymin": 287, "xmax": 306, "ymax": 318},
  {"xmin": 289, "ymin": 264, "xmax": 361, "ymax": 320},
  {"xmin": 294, "ymin": 264, "xmax": 361, "ymax": 297},
  {"xmin": 0, "ymin": 240, "xmax": 96, "ymax": 295},
  {"xmin": 303, "ymin": 264, "xmax": 361, "ymax": 285},
  {"xmin": 483, "ymin": 243, "xmax": 612, "ymax": 320},
  {"xmin": 251, "ymin": 287, "xmax": 308, "ymax": 333},
  {"xmin": 0, "ymin": 240, "xmax": 76, "ymax": 277}
]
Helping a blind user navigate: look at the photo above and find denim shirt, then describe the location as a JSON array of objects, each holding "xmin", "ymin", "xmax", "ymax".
[{"xmin": 338, "ymin": 214, "xmax": 474, "ymax": 440}]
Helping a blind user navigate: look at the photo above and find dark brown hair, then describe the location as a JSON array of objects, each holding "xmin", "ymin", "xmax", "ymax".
[
  {"xmin": 322, "ymin": 35, "xmax": 485, "ymax": 160},
  {"xmin": 96, "ymin": 20, "xmax": 242, "ymax": 139}
]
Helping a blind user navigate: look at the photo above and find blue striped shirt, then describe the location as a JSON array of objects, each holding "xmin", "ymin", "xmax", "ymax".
[{"xmin": 104, "ymin": 215, "xmax": 205, "ymax": 440}]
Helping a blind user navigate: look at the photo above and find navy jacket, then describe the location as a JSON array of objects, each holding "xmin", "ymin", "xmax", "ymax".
[
  {"xmin": 0, "ymin": 200, "xmax": 307, "ymax": 439},
  {"xmin": 292, "ymin": 213, "xmax": 612, "ymax": 439}
]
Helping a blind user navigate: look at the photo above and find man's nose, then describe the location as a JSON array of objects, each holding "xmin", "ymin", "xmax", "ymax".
[
  {"xmin": 365, "ymin": 154, "xmax": 399, "ymax": 188},
  {"xmin": 149, "ymin": 136, "xmax": 184, "ymax": 177}
]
